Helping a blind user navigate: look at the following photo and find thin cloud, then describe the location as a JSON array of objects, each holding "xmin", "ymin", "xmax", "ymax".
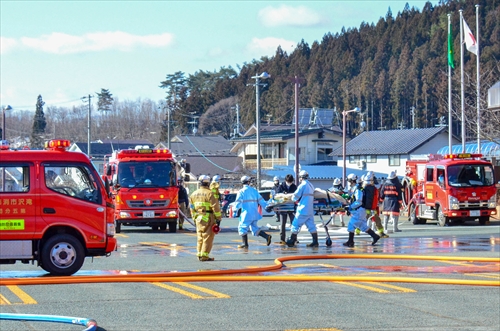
[
  {"xmin": 246, "ymin": 37, "xmax": 296, "ymax": 57},
  {"xmin": 0, "ymin": 37, "xmax": 19, "ymax": 54},
  {"xmin": 16, "ymin": 31, "xmax": 174, "ymax": 54},
  {"xmin": 258, "ymin": 5, "xmax": 327, "ymax": 27}
]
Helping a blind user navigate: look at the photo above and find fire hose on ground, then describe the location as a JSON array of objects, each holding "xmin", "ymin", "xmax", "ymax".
[{"xmin": 0, "ymin": 313, "xmax": 97, "ymax": 331}]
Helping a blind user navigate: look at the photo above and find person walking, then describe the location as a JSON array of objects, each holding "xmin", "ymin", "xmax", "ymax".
[
  {"xmin": 343, "ymin": 174, "xmax": 380, "ymax": 247},
  {"xmin": 286, "ymin": 170, "xmax": 319, "ymax": 248},
  {"xmin": 276, "ymin": 174, "xmax": 297, "ymax": 244},
  {"xmin": 189, "ymin": 175, "xmax": 222, "ymax": 261},
  {"xmin": 329, "ymin": 178, "xmax": 346, "ymax": 227},
  {"xmin": 233, "ymin": 175, "xmax": 272, "ymax": 248},
  {"xmin": 379, "ymin": 170, "xmax": 403, "ymax": 233},
  {"xmin": 177, "ymin": 177, "xmax": 190, "ymax": 231},
  {"xmin": 271, "ymin": 176, "xmax": 281, "ymax": 222},
  {"xmin": 361, "ymin": 172, "xmax": 389, "ymax": 238}
]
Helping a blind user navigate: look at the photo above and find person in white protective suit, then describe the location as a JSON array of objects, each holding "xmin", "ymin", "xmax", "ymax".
[
  {"xmin": 343, "ymin": 174, "xmax": 381, "ymax": 248},
  {"xmin": 233, "ymin": 175, "xmax": 272, "ymax": 248},
  {"xmin": 286, "ymin": 170, "xmax": 319, "ymax": 248}
]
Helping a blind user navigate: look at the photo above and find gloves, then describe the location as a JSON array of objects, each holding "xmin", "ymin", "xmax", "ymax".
[
  {"xmin": 216, "ymin": 220, "xmax": 221, "ymax": 226},
  {"xmin": 265, "ymin": 206, "xmax": 273, "ymax": 213}
]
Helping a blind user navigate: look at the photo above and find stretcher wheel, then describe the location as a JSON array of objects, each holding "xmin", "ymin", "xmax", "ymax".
[{"xmin": 326, "ymin": 238, "xmax": 332, "ymax": 247}]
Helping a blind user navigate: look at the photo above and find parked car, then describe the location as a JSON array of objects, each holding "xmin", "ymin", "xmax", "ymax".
[
  {"xmin": 227, "ymin": 190, "xmax": 275, "ymax": 218},
  {"xmin": 221, "ymin": 193, "xmax": 236, "ymax": 217}
]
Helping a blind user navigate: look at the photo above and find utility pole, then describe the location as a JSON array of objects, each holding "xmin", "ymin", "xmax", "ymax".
[{"xmin": 81, "ymin": 94, "xmax": 93, "ymax": 157}]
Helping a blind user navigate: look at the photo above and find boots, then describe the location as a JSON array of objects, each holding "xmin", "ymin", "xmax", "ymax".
[
  {"xmin": 306, "ymin": 232, "xmax": 319, "ymax": 247},
  {"xmin": 366, "ymin": 229, "xmax": 380, "ymax": 246},
  {"xmin": 238, "ymin": 234, "xmax": 249, "ymax": 248},
  {"xmin": 383, "ymin": 215, "xmax": 389, "ymax": 233},
  {"xmin": 286, "ymin": 233, "xmax": 298, "ymax": 247},
  {"xmin": 259, "ymin": 231, "xmax": 272, "ymax": 246},
  {"xmin": 343, "ymin": 232, "xmax": 354, "ymax": 247},
  {"xmin": 378, "ymin": 228, "xmax": 389, "ymax": 238},
  {"xmin": 393, "ymin": 216, "xmax": 402, "ymax": 232}
]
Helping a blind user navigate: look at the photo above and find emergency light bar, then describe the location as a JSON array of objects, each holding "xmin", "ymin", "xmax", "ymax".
[
  {"xmin": 45, "ymin": 139, "xmax": 71, "ymax": 150},
  {"xmin": 444, "ymin": 153, "xmax": 482, "ymax": 159},
  {"xmin": 116, "ymin": 148, "xmax": 172, "ymax": 158}
]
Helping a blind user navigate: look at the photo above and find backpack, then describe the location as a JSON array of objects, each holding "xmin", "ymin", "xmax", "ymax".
[{"xmin": 361, "ymin": 185, "xmax": 378, "ymax": 210}]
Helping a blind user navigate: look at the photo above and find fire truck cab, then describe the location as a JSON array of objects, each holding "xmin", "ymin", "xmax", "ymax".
[
  {"xmin": 404, "ymin": 153, "xmax": 497, "ymax": 226},
  {"xmin": 0, "ymin": 140, "xmax": 117, "ymax": 275},
  {"xmin": 104, "ymin": 146, "xmax": 189, "ymax": 233}
]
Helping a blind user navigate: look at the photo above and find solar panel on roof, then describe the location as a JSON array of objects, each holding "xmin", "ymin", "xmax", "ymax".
[{"xmin": 292, "ymin": 108, "xmax": 335, "ymax": 127}]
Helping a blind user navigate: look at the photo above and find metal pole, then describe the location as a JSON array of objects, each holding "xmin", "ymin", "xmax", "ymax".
[
  {"xmin": 294, "ymin": 76, "xmax": 299, "ymax": 186},
  {"xmin": 342, "ymin": 110, "xmax": 347, "ymax": 188},
  {"xmin": 2, "ymin": 108, "xmax": 5, "ymax": 141},
  {"xmin": 167, "ymin": 107, "xmax": 171, "ymax": 150},
  {"xmin": 448, "ymin": 13, "xmax": 453, "ymax": 154},
  {"xmin": 255, "ymin": 74, "xmax": 261, "ymax": 190},
  {"xmin": 476, "ymin": 4, "xmax": 481, "ymax": 154},
  {"xmin": 460, "ymin": 10, "xmax": 466, "ymax": 153},
  {"xmin": 86, "ymin": 94, "xmax": 92, "ymax": 157}
]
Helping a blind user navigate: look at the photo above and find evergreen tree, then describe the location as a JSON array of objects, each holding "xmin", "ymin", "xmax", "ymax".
[
  {"xmin": 96, "ymin": 88, "xmax": 114, "ymax": 112},
  {"xmin": 30, "ymin": 95, "xmax": 47, "ymax": 149}
]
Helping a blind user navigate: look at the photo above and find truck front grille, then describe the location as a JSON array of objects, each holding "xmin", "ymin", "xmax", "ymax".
[{"xmin": 126, "ymin": 200, "xmax": 170, "ymax": 208}]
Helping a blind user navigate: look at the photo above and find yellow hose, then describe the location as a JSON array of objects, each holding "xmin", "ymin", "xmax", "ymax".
[{"xmin": 1, "ymin": 254, "xmax": 498, "ymax": 286}]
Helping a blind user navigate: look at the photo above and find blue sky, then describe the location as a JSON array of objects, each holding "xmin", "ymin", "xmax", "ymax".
[{"xmin": 1, "ymin": 0, "xmax": 437, "ymax": 111}]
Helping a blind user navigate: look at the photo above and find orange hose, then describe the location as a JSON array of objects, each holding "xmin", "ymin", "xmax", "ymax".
[{"xmin": 1, "ymin": 254, "xmax": 498, "ymax": 286}]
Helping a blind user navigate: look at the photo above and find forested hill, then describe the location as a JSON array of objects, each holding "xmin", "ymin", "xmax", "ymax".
[{"xmin": 160, "ymin": 0, "xmax": 499, "ymax": 142}]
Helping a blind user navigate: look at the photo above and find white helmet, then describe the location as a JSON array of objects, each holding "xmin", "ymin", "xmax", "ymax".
[
  {"xmin": 212, "ymin": 175, "xmax": 220, "ymax": 183},
  {"xmin": 299, "ymin": 170, "xmax": 309, "ymax": 179},
  {"xmin": 333, "ymin": 178, "xmax": 341, "ymax": 186},
  {"xmin": 347, "ymin": 173, "xmax": 357, "ymax": 182},
  {"xmin": 241, "ymin": 175, "xmax": 251, "ymax": 184},
  {"xmin": 363, "ymin": 171, "xmax": 374, "ymax": 183},
  {"xmin": 198, "ymin": 175, "xmax": 211, "ymax": 185},
  {"xmin": 273, "ymin": 176, "xmax": 279, "ymax": 182}
]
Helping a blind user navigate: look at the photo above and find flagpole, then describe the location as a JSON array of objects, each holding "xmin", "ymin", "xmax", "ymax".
[
  {"xmin": 475, "ymin": 4, "xmax": 481, "ymax": 154},
  {"xmin": 459, "ymin": 9, "xmax": 466, "ymax": 153},
  {"xmin": 448, "ymin": 14, "xmax": 453, "ymax": 154},
  {"xmin": 448, "ymin": 13, "xmax": 453, "ymax": 154}
]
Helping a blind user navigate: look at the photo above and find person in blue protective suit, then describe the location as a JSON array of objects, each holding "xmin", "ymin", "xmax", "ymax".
[
  {"xmin": 343, "ymin": 174, "xmax": 381, "ymax": 248},
  {"xmin": 286, "ymin": 170, "xmax": 319, "ymax": 248},
  {"xmin": 233, "ymin": 175, "xmax": 272, "ymax": 248}
]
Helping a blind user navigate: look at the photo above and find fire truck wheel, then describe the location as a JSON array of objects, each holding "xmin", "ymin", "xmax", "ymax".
[
  {"xmin": 159, "ymin": 223, "xmax": 167, "ymax": 231},
  {"xmin": 41, "ymin": 234, "xmax": 85, "ymax": 276},
  {"xmin": 168, "ymin": 222, "xmax": 177, "ymax": 233},
  {"xmin": 478, "ymin": 216, "xmax": 489, "ymax": 225},
  {"xmin": 437, "ymin": 206, "xmax": 449, "ymax": 227}
]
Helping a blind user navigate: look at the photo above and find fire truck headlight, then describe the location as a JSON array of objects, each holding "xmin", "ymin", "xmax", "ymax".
[
  {"xmin": 166, "ymin": 210, "xmax": 177, "ymax": 218},
  {"xmin": 449, "ymin": 196, "xmax": 460, "ymax": 210},
  {"xmin": 488, "ymin": 196, "xmax": 497, "ymax": 209},
  {"xmin": 107, "ymin": 223, "xmax": 116, "ymax": 236},
  {"xmin": 119, "ymin": 212, "xmax": 131, "ymax": 218}
]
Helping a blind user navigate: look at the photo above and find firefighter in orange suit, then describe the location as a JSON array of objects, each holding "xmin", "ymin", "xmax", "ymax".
[{"xmin": 189, "ymin": 175, "xmax": 222, "ymax": 261}]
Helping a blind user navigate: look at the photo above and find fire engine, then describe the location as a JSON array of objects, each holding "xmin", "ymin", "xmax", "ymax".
[
  {"xmin": 0, "ymin": 139, "xmax": 117, "ymax": 275},
  {"xmin": 104, "ymin": 146, "xmax": 189, "ymax": 233},
  {"xmin": 402, "ymin": 153, "xmax": 497, "ymax": 226}
]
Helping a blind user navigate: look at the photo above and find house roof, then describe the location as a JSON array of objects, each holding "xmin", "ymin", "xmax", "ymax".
[
  {"xmin": 186, "ymin": 155, "xmax": 244, "ymax": 177},
  {"xmin": 231, "ymin": 126, "xmax": 342, "ymax": 143},
  {"xmin": 157, "ymin": 135, "xmax": 234, "ymax": 157},
  {"xmin": 73, "ymin": 141, "xmax": 154, "ymax": 157},
  {"xmin": 437, "ymin": 140, "xmax": 500, "ymax": 157},
  {"xmin": 330, "ymin": 127, "xmax": 448, "ymax": 156}
]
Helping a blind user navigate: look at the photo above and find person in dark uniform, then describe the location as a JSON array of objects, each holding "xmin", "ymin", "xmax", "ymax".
[{"xmin": 276, "ymin": 174, "xmax": 297, "ymax": 244}]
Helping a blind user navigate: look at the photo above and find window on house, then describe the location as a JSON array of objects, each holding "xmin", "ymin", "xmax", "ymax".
[
  {"xmin": 366, "ymin": 155, "xmax": 377, "ymax": 163},
  {"xmin": 317, "ymin": 147, "xmax": 334, "ymax": 161},
  {"xmin": 288, "ymin": 147, "xmax": 306, "ymax": 161},
  {"xmin": 388, "ymin": 154, "xmax": 400, "ymax": 166},
  {"xmin": 349, "ymin": 155, "xmax": 360, "ymax": 164}
]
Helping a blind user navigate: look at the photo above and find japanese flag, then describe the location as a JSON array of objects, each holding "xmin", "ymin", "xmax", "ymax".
[{"xmin": 462, "ymin": 18, "xmax": 478, "ymax": 55}]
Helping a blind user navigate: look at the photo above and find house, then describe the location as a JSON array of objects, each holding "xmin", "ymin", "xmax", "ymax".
[
  {"xmin": 330, "ymin": 127, "xmax": 461, "ymax": 178},
  {"xmin": 155, "ymin": 134, "xmax": 243, "ymax": 184},
  {"xmin": 69, "ymin": 139, "xmax": 154, "ymax": 174}
]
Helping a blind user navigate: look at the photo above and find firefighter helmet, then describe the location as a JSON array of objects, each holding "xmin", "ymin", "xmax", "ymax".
[
  {"xmin": 198, "ymin": 175, "xmax": 211, "ymax": 185},
  {"xmin": 299, "ymin": 170, "xmax": 309, "ymax": 179},
  {"xmin": 212, "ymin": 175, "xmax": 220, "ymax": 183},
  {"xmin": 347, "ymin": 173, "xmax": 357, "ymax": 182},
  {"xmin": 240, "ymin": 175, "xmax": 251, "ymax": 184},
  {"xmin": 333, "ymin": 178, "xmax": 341, "ymax": 186},
  {"xmin": 273, "ymin": 176, "xmax": 279, "ymax": 182}
]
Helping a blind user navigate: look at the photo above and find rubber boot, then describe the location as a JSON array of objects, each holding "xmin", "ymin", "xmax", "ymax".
[
  {"xmin": 286, "ymin": 233, "xmax": 298, "ymax": 247},
  {"xmin": 378, "ymin": 228, "xmax": 389, "ymax": 238},
  {"xmin": 343, "ymin": 232, "xmax": 354, "ymax": 247},
  {"xmin": 238, "ymin": 234, "xmax": 249, "ymax": 248},
  {"xmin": 259, "ymin": 231, "xmax": 272, "ymax": 246},
  {"xmin": 366, "ymin": 229, "xmax": 380, "ymax": 246},
  {"xmin": 383, "ymin": 215, "xmax": 389, "ymax": 233},
  {"xmin": 393, "ymin": 216, "xmax": 402, "ymax": 232},
  {"xmin": 306, "ymin": 232, "xmax": 319, "ymax": 247}
]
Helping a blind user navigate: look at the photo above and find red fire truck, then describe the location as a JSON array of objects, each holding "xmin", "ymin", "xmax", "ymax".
[
  {"xmin": 0, "ymin": 139, "xmax": 117, "ymax": 275},
  {"xmin": 403, "ymin": 153, "xmax": 497, "ymax": 226},
  {"xmin": 104, "ymin": 146, "xmax": 189, "ymax": 233}
]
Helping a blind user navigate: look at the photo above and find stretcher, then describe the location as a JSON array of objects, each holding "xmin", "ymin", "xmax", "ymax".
[{"xmin": 313, "ymin": 189, "xmax": 349, "ymax": 247}]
